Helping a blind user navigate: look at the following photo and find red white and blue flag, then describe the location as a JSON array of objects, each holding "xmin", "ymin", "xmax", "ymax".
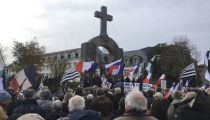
[
  {"xmin": 75, "ymin": 61, "xmax": 98, "ymax": 73},
  {"xmin": 105, "ymin": 59, "xmax": 124, "ymax": 75},
  {"xmin": 128, "ymin": 65, "xmax": 139, "ymax": 76},
  {"xmin": 9, "ymin": 65, "xmax": 38, "ymax": 93}
]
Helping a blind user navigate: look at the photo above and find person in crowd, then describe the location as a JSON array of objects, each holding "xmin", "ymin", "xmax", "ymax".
[
  {"xmin": 75, "ymin": 87, "xmax": 83, "ymax": 96},
  {"xmin": 114, "ymin": 90, "xmax": 157, "ymax": 120},
  {"xmin": 175, "ymin": 90, "xmax": 209, "ymax": 120},
  {"xmin": 146, "ymin": 90, "xmax": 154, "ymax": 110},
  {"xmin": 112, "ymin": 97, "xmax": 125, "ymax": 119},
  {"xmin": 124, "ymin": 77, "xmax": 130, "ymax": 83},
  {"xmin": 93, "ymin": 73, "xmax": 102, "ymax": 87},
  {"xmin": 113, "ymin": 87, "xmax": 124, "ymax": 110},
  {"xmin": 47, "ymin": 100, "xmax": 66, "ymax": 120},
  {"xmin": 62, "ymin": 91, "xmax": 74, "ymax": 114},
  {"xmin": 0, "ymin": 90, "xmax": 11, "ymax": 120},
  {"xmin": 151, "ymin": 92, "xmax": 168, "ymax": 120},
  {"xmin": 58, "ymin": 95, "xmax": 100, "ymax": 120},
  {"xmin": 167, "ymin": 90, "xmax": 182, "ymax": 120},
  {"xmin": 91, "ymin": 88, "xmax": 113, "ymax": 120},
  {"xmin": 12, "ymin": 89, "xmax": 46, "ymax": 119},
  {"xmin": 36, "ymin": 89, "xmax": 53, "ymax": 113},
  {"xmin": 16, "ymin": 113, "xmax": 45, "ymax": 120},
  {"xmin": 85, "ymin": 94, "xmax": 94, "ymax": 110}
]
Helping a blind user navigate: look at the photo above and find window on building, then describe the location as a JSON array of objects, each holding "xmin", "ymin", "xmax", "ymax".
[
  {"xmin": 134, "ymin": 57, "xmax": 139, "ymax": 64},
  {"xmin": 75, "ymin": 53, "xmax": 79, "ymax": 58},
  {"xmin": 68, "ymin": 54, "xmax": 71, "ymax": 59},
  {"xmin": 60, "ymin": 55, "xmax": 64, "ymax": 59},
  {"xmin": 42, "ymin": 58, "xmax": 45, "ymax": 62},
  {"xmin": 71, "ymin": 52, "xmax": 75, "ymax": 58},
  {"xmin": 124, "ymin": 59, "xmax": 129, "ymax": 65},
  {"xmin": 54, "ymin": 56, "xmax": 58, "ymax": 60},
  {"xmin": 130, "ymin": 58, "xmax": 133, "ymax": 65}
]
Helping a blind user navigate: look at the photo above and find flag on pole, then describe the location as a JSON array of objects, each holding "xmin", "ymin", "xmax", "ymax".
[
  {"xmin": 9, "ymin": 65, "xmax": 38, "ymax": 93},
  {"xmin": 0, "ymin": 59, "xmax": 5, "ymax": 91},
  {"xmin": 179, "ymin": 63, "xmax": 196, "ymax": 79},
  {"xmin": 60, "ymin": 69, "xmax": 80, "ymax": 84},
  {"xmin": 75, "ymin": 61, "xmax": 97, "ymax": 73},
  {"xmin": 156, "ymin": 74, "xmax": 165, "ymax": 86},
  {"xmin": 205, "ymin": 51, "xmax": 210, "ymax": 81},
  {"xmin": 143, "ymin": 71, "xmax": 152, "ymax": 84},
  {"xmin": 145, "ymin": 56, "xmax": 156, "ymax": 72},
  {"xmin": 105, "ymin": 59, "xmax": 124, "ymax": 75},
  {"xmin": 128, "ymin": 65, "xmax": 139, "ymax": 76}
]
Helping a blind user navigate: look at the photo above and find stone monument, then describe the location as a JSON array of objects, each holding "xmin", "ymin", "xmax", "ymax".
[{"xmin": 81, "ymin": 6, "xmax": 123, "ymax": 65}]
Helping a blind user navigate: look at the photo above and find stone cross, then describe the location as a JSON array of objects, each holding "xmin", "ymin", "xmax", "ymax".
[{"xmin": 94, "ymin": 6, "xmax": 113, "ymax": 36}]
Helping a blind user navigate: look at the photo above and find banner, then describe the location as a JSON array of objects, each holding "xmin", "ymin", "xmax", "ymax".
[{"xmin": 102, "ymin": 81, "xmax": 112, "ymax": 89}]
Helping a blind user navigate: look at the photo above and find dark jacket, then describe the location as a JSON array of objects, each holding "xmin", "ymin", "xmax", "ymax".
[
  {"xmin": 58, "ymin": 109, "xmax": 100, "ymax": 120},
  {"xmin": 175, "ymin": 91, "xmax": 209, "ymax": 120},
  {"xmin": 151, "ymin": 99, "xmax": 169, "ymax": 120},
  {"xmin": 114, "ymin": 110, "xmax": 158, "ymax": 120},
  {"xmin": 113, "ymin": 94, "xmax": 123, "ymax": 110},
  {"xmin": 13, "ymin": 99, "xmax": 46, "ymax": 118},
  {"xmin": 91, "ymin": 95, "xmax": 113, "ymax": 118},
  {"xmin": 47, "ymin": 110, "xmax": 66, "ymax": 120},
  {"xmin": 93, "ymin": 77, "xmax": 102, "ymax": 87}
]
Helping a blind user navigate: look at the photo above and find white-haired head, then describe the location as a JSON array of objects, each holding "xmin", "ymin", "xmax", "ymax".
[
  {"xmin": 125, "ymin": 90, "xmax": 147, "ymax": 112},
  {"xmin": 68, "ymin": 95, "xmax": 85, "ymax": 112},
  {"xmin": 153, "ymin": 92, "xmax": 163, "ymax": 100},
  {"xmin": 86, "ymin": 94, "xmax": 94, "ymax": 100},
  {"xmin": 115, "ymin": 87, "xmax": 121, "ymax": 95}
]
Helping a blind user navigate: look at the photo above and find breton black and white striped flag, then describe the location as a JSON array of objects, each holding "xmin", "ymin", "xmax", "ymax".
[
  {"xmin": 205, "ymin": 51, "xmax": 210, "ymax": 81},
  {"xmin": 179, "ymin": 63, "xmax": 196, "ymax": 79},
  {"xmin": 60, "ymin": 69, "xmax": 80, "ymax": 84}
]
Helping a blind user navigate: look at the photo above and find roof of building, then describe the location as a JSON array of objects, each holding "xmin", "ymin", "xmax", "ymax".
[{"xmin": 43, "ymin": 48, "xmax": 81, "ymax": 56}]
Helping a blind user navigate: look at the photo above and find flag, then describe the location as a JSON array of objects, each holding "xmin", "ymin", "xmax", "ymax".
[
  {"xmin": 60, "ymin": 69, "xmax": 80, "ymax": 84},
  {"xmin": 205, "ymin": 51, "xmax": 210, "ymax": 81},
  {"xmin": 75, "ymin": 61, "xmax": 97, "ymax": 73},
  {"xmin": 9, "ymin": 65, "xmax": 38, "ymax": 93},
  {"xmin": 128, "ymin": 65, "xmax": 139, "ymax": 76},
  {"xmin": 143, "ymin": 71, "xmax": 152, "ymax": 84},
  {"xmin": 145, "ymin": 56, "xmax": 156, "ymax": 72},
  {"xmin": 105, "ymin": 59, "xmax": 124, "ymax": 75},
  {"xmin": 0, "ymin": 60, "xmax": 5, "ymax": 91},
  {"xmin": 164, "ymin": 83, "xmax": 176, "ymax": 99},
  {"xmin": 179, "ymin": 63, "xmax": 196, "ymax": 79},
  {"xmin": 156, "ymin": 74, "xmax": 165, "ymax": 86}
]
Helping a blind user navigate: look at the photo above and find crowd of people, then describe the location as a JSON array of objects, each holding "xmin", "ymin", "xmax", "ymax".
[{"xmin": 1, "ymin": 78, "xmax": 210, "ymax": 120}]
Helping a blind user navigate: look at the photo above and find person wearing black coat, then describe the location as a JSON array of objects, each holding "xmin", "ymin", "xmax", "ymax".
[
  {"xmin": 175, "ymin": 90, "xmax": 209, "ymax": 120},
  {"xmin": 12, "ymin": 89, "xmax": 46, "ymax": 119},
  {"xmin": 58, "ymin": 95, "xmax": 100, "ymax": 120}
]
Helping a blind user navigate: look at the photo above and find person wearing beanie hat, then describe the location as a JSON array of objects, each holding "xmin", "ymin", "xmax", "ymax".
[{"xmin": 0, "ymin": 90, "xmax": 11, "ymax": 120}]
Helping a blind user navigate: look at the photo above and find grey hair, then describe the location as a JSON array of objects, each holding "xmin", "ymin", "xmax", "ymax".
[
  {"xmin": 86, "ymin": 94, "xmax": 94, "ymax": 100},
  {"xmin": 53, "ymin": 100, "xmax": 63, "ymax": 110},
  {"xmin": 125, "ymin": 90, "xmax": 147, "ymax": 111},
  {"xmin": 115, "ymin": 87, "xmax": 121, "ymax": 94},
  {"xmin": 68, "ymin": 95, "xmax": 85, "ymax": 112}
]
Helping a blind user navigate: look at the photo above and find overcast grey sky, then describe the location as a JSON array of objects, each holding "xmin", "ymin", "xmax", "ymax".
[{"xmin": 0, "ymin": 0, "xmax": 209, "ymax": 63}]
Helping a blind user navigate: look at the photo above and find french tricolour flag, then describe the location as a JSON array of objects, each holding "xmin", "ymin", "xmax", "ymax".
[
  {"xmin": 128, "ymin": 65, "xmax": 139, "ymax": 76},
  {"xmin": 156, "ymin": 74, "xmax": 165, "ymax": 86},
  {"xmin": 143, "ymin": 71, "xmax": 152, "ymax": 84},
  {"xmin": 9, "ymin": 65, "xmax": 38, "ymax": 93},
  {"xmin": 105, "ymin": 59, "xmax": 124, "ymax": 75},
  {"xmin": 75, "ymin": 61, "xmax": 98, "ymax": 73}
]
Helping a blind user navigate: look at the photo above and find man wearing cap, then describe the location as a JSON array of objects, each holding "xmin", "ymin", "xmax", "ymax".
[{"xmin": 0, "ymin": 90, "xmax": 11, "ymax": 120}]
